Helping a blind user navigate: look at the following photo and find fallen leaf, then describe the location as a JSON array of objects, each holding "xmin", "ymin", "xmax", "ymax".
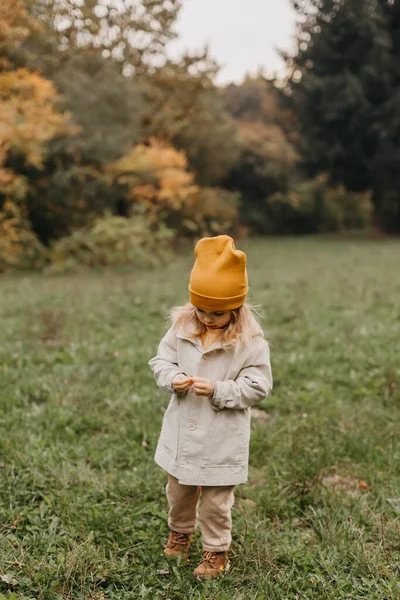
[
  {"xmin": 322, "ymin": 474, "xmax": 357, "ymax": 491},
  {"xmin": 0, "ymin": 574, "xmax": 18, "ymax": 585},
  {"xmin": 156, "ymin": 569, "xmax": 170, "ymax": 576},
  {"xmin": 358, "ymin": 481, "xmax": 369, "ymax": 490}
]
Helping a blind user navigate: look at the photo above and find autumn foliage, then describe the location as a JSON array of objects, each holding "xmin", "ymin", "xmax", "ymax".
[
  {"xmin": 0, "ymin": 3, "xmax": 74, "ymax": 271},
  {"xmin": 107, "ymin": 138, "xmax": 199, "ymax": 214},
  {"xmin": 0, "ymin": 0, "xmax": 33, "ymax": 51},
  {"xmin": 0, "ymin": 69, "xmax": 73, "ymax": 190},
  {"xmin": 1, "ymin": 0, "xmax": 387, "ymax": 273},
  {"xmin": 107, "ymin": 138, "xmax": 239, "ymax": 239}
]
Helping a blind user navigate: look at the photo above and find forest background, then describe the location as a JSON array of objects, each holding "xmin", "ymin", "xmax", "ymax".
[{"xmin": 1, "ymin": 0, "xmax": 400, "ymax": 272}]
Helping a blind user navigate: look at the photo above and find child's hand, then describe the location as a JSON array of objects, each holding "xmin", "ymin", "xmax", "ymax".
[
  {"xmin": 191, "ymin": 377, "xmax": 215, "ymax": 397},
  {"xmin": 172, "ymin": 374, "xmax": 193, "ymax": 393}
]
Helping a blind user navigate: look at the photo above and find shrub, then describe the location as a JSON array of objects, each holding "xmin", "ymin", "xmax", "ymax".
[
  {"xmin": 322, "ymin": 186, "xmax": 373, "ymax": 231},
  {"xmin": 107, "ymin": 139, "xmax": 241, "ymax": 239},
  {"xmin": 106, "ymin": 138, "xmax": 198, "ymax": 216},
  {"xmin": 178, "ymin": 187, "xmax": 241, "ymax": 237},
  {"xmin": 266, "ymin": 176, "xmax": 373, "ymax": 234},
  {"xmin": 47, "ymin": 214, "xmax": 174, "ymax": 273},
  {"xmin": 0, "ymin": 201, "xmax": 47, "ymax": 272},
  {"xmin": 375, "ymin": 191, "xmax": 400, "ymax": 233}
]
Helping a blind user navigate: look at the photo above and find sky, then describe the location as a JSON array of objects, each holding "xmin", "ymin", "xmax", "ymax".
[{"xmin": 169, "ymin": 0, "xmax": 298, "ymax": 84}]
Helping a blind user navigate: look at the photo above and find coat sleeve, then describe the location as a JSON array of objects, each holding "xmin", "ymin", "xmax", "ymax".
[
  {"xmin": 148, "ymin": 327, "xmax": 186, "ymax": 394},
  {"xmin": 211, "ymin": 340, "xmax": 272, "ymax": 411}
]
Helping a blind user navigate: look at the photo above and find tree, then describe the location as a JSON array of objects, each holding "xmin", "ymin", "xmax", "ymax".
[
  {"xmin": 140, "ymin": 55, "xmax": 240, "ymax": 186},
  {"xmin": 8, "ymin": 1, "xmax": 241, "ymax": 236},
  {"xmin": 106, "ymin": 137, "xmax": 198, "ymax": 217},
  {"xmin": 287, "ymin": 0, "xmax": 400, "ymax": 230},
  {"xmin": 0, "ymin": 69, "xmax": 72, "ymax": 197},
  {"xmin": 0, "ymin": 1, "xmax": 74, "ymax": 269},
  {"xmin": 28, "ymin": 52, "xmax": 144, "ymax": 242},
  {"xmin": 222, "ymin": 77, "xmax": 299, "ymax": 233},
  {"xmin": 24, "ymin": 0, "xmax": 181, "ymax": 75},
  {"xmin": 4, "ymin": 1, "xmax": 147, "ymax": 242},
  {"xmin": 106, "ymin": 138, "xmax": 240, "ymax": 237},
  {"xmin": 374, "ymin": 0, "xmax": 400, "ymax": 229},
  {"xmin": 45, "ymin": 53, "xmax": 143, "ymax": 165},
  {"xmin": 0, "ymin": 0, "xmax": 33, "ymax": 54},
  {"xmin": 0, "ymin": 67, "xmax": 75, "ymax": 252}
]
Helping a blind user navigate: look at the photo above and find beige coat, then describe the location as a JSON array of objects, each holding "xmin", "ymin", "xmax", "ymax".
[{"xmin": 149, "ymin": 327, "xmax": 273, "ymax": 486}]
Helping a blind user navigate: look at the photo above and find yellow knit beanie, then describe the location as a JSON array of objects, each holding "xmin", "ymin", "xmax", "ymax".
[{"xmin": 189, "ymin": 235, "xmax": 248, "ymax": 311}]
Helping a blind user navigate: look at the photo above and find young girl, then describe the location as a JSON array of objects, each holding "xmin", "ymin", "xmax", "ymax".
[{"xmin": 149, "ymin": 235, "xmax": 272, "ymax": 577}]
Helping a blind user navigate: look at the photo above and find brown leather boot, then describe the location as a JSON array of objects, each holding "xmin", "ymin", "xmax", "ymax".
[
  {"xmin": 193, "ymin": 551, "xmax": 230, "ymax": 577},
  {"xmin": 164, "ymin": 530, "xmax": 192, "ymax": 559}
]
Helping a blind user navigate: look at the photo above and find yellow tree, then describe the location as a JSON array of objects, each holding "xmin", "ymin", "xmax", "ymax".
[
  {"xmin": 0, "ymin": 0, "xmax": 32, "ymax": 53},
  {"xmin": 0, "ymin": 69, "xmax": 75, "ymax": 269},
  {"xmin": 107, "ymin": 138, "xmax": 199, "ymax": 218},
  {"xmin": 0, "ymin": 0, "xmax": 74, "ymax": 271},
  {"xmin": 106, "ymin": 137, "xmax": 240, "ymax": 237}
]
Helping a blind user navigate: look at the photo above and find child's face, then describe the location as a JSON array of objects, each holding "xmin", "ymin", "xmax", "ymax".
[{"xmin": 195, "ymin": 308, "xmax": 232, "ymax": 330}]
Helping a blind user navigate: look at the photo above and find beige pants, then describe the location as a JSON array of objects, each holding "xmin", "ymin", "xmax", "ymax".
[{"xmin": 166, "ymin": 474, "xmax": 235, "ymax": 552}]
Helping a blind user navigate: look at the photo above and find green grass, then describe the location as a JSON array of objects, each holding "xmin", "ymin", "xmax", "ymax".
[{"xmin": 1, "ymin": 237, "xmax": 400, "ymax": 600}]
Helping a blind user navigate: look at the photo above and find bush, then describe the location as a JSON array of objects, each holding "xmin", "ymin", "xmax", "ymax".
[
  {"xmin": 322, "ymin": 186, "xmax": 373, "ymax": 231},
  {"xmin": 266, "ymin": 176, "xmax": 373, "ymax": 234},
  {"xmin": 178, "ymin": 187, "xmax": 241, "ymax": 237},
  {"xmin": 0, "ymin": 201, "xmax": 47, "ymax": 272},
  {"xmin": 107, "ymin": 139, "xmax": 241, "ymax": 239},
  {"xmin": 47, "ymin": 214, "xmax": 174, "ymax": 273},
  {"xmin": 375, "ymin": 191, "xmax": 400, "ymax": 233}
]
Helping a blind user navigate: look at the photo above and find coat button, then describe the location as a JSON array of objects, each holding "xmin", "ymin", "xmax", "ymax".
[
  {"xmin": 203, "ymin": 354, "xmax": 208, "ymax": 360},
  {"xmin": 188, "ymin": 423, "xmax": 196, "ymax": 431}
]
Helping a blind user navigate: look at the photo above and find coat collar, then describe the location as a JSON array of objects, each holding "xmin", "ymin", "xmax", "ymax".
[{"xmin": 175, "ymin": 328, "xmax": 225, "ymax": 352}]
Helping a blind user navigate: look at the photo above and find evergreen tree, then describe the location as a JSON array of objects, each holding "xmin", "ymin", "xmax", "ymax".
[{"xmin": 287, "ymin": 0, "xmax": 400, "ymax": 229}]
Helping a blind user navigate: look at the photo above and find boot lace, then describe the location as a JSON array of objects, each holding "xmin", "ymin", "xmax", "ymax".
[
  {"xmin": 200, "ymin": 551, "xmax": 218, "ymax": 566},
  {"xmin": 170, "ymin": 531, "xmax": 189, "ymax": 548}
]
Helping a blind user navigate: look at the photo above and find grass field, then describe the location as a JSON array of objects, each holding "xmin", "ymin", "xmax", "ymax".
[{"xmin": 1, "ymin": 237, "xmax": 400, "ymax": 600}]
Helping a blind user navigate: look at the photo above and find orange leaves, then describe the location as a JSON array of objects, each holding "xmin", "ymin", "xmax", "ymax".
[
  {"xmin": 0, "ymin": 69, "xmax": 75, "ymax": 173},
  {"xmin": 0, "ymin": 201, "xmax": 32, "ymax": 270},
  {"xmin": 0, "ymin": 201, "xmax": 21, "ymax": 249},
  {"xmin": 0, "ymin": 0, "xmax": 42, "ymax": 72},
  {"xmin": 0, "ymin": 0, "xmax": 32, "ymax": 49},
  {"xmin": 0, "ymin": 168, "xmax": 28, "ymax": 201},
  {"xmin": 239, "ymin": 121, "xmax": 299, "ymax": 169},
  {"xmin": 0, "ymin": 5, "xmax": 79, "ymax": 272},
  {"xmin": 0, "ymin": 68, "xmax": 77, "ymax": 270},
  {"xmin": 106, "ymin": 139, "xmax": 239, "ymax": 237},
  {"xmin": 120, "ymin": 138, "xmax": 189, "ymax": 173},
  {"xmin": 0, "ymin": 2, "xmax": 76, "ymax": 190},
  {"xmin": 107, "ymin": 138, "xmax": 198, "ymax": 213}
]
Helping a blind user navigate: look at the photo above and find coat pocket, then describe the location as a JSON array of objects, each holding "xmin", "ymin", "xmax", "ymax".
[{"xmin": 200, "ymin": 411, "xmax": 249, "ymax": 469}]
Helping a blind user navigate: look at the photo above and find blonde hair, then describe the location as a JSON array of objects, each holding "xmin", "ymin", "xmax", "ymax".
[{"xmin": 170, "ymin": 302, "xmax": 265, "ymax": 350}]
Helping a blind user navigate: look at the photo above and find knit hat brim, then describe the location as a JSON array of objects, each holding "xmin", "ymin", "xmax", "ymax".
[{"xmin": 189, "ymin": 288, "xmax": 247, "ymax": 311}]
